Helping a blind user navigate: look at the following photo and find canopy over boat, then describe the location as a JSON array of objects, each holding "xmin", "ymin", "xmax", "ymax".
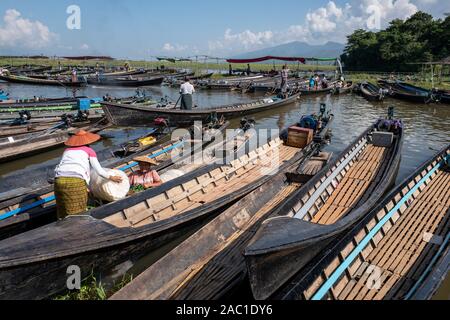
[{"xmin": 227, "ymin": 56, "xmax": 307, "ymax": 64}]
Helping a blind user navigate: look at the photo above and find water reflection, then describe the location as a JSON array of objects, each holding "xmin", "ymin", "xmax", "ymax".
[{"xmin": 1, "ymin": 83, "xmax": 448, "ymax": 183}]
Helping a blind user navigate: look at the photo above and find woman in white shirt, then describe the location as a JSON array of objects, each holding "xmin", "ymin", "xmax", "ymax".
[{"xmin": 54, "ymin": 130, "xmax": 122, "ymax": 219}]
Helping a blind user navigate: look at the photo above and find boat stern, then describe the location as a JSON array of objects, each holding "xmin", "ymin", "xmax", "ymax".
[{"xmin": 244, "ymin": 216, "xmax": 336, "ymax": 300}]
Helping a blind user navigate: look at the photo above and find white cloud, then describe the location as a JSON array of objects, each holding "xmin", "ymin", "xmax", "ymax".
[
  {"xmin": 162, "ymin": 42, "xmax": 188, "ymax": 52},
  {"xmin": 208, "ymin": 0, "xmax": 424, "ymax": 55},
  {"xmin": 80, "ymin": 43, "xmax": 89, "ymax": 50},
  {"xmin": 0, "ymin": 9, "xmax": 56, "ymax": 49}
]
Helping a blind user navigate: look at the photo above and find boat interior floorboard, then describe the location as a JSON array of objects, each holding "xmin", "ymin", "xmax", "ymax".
[
  {"xmin": 334, "ymin": 170, "xmax": 449, "ymax": 300},
  {"xmin": 103, "ymin": 142, "xmax": 299, "ymax": 229},
  {"xmin": 312, "ymin": 145, "xmax": 387, "ymax": 225}
]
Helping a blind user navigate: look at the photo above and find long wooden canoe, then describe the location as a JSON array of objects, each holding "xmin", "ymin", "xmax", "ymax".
[
  {"xmin": 274, "ymin": 145, "xmax": 449, "ymax": 300},
  {"xmin": 244, "ymin": 116, "xmax": 404, "ymax": 300},
  {"xmin": 0, "ymin": 127, "xmax": 305, "ymax": 300},
  {"xmin": 360, "ymin": 82, "xmax": 385, "ymax": 102},
  {"xmin": 101, "ymin": 92, "xmax": 301, "ymax": 127},
  {"xmin": 0, "ymin": 126, "xmax": 173, "ymax": 193},
  {"xmin": 110, "ymin": 109, "xmax": 334, "ymax": 300},
  {"xmin": 436, "ymin": 90, "xmax": 450, "ymax": 104},
  {"xmin": 0, "ymin": 119, "xmax": 111, "ymax": 163},
  {"xmin": 0, "ymin": 96, "xmax": 87, "ymax": 109},
  {"xmin": 0, "ymin": 121, "xmax": 69, "ymax": 138},
  {"xmin": 333, "ymin": 82, "xmax": 355, "ymax": 95},
  {"xmin": 0, "ymin": 74, "xmax": 87, "ymax": 87},
  {"xmin": 299, "ymin": 86, "xmax": 334, "ymax": 96},
  {"xmin": 378, "ymin": 80, "xmax": 437, "ymax": 104},
  {"xmin": 87, "ymin": 76, "xmax": 164, "ymax": 87},
  {"xmin": 0, "ymin": 121, "xmax": 229, "ymax": 239}
]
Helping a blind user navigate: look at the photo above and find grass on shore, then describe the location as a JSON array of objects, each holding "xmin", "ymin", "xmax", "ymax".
[
  {"xmin": 0, "ymin": 57, "xmax": 336, "ymax": 73},
  {"xmin": 1, "ymin": 57, "xmax": 448, "ymax": 90},
  {"xmin": 346, "ymin": 72, "xmax": 450, "ymax": 90},
  {"xmin": 54, "ymin": 273, "xmax": 133, "ymax": 301}
]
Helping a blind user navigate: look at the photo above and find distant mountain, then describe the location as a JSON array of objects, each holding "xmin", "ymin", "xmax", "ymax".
[{"xmin": 232, "ymin": 41, "xmax": 345, "ymax": 60}]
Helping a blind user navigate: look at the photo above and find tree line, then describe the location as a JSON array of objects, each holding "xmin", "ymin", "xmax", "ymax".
[{"xmin": 341, "ymin": 12, "xmax": 450, "ymax": 71}]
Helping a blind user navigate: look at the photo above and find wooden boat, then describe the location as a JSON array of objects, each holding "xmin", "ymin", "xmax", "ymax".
[
  {"xmin": 189, "ymin": 73, "xmax": 214, "ymax": 80},
  {"xmin": 0, "ymin": 117, "xmax": 95, "ymax": 138},
  {"xmin": 0, "ymin": 119, "xmax": 111, "ymax": 163},
  {"xmin": 0, "ymin": 121, "xmax": 229, "ymax": 240},
  {"xmin": 101, "ymin": 69, "xmax": 147, "ymax": 77},
  {"xmin": 198, "ymin": 75, "xmax": 265, "ymax": 90},
  {"xmin": 274, "ymin": 145, "xmax": 449, "ymax": 300},
  {"xmin": 0, "ymin": 96, "xmax": 87, "ymax": 108},
  {"xmin": 247, "ymin": 78, "xmax": 305, "ymax": 94},
  {"xmin": 87, "ymin": 76, "xmax": 164, "ymax": 87},
  {"xmin": 0, "ymin": 95, "xmax": 154, "ymax": 121},
  {"xmin": 436, "ymin": 90, "xmax": 450, "ymax": 104},
  {"xmin": 0, "ymin": 121, "xmax": 65, "ymax": 137},
  {"xmin": 0, "ymin": 74, "xmax": 87, "ymax": 87},
  {"xmin": 0, "ymin": 126, "xmax": 173, "ymax": 193},
  {"xmin": 360, "ymin": 82, "xmax": 385, "ymax": 101},
  {"xmin": 333, "ymin": 82, "xmax": 354, "ymax": 95},
  {"xmin": 101, "ymin": 92, "xmax": 301, "ymax": 127},
  {"xmin": 299, "ymin": 85, "xmax": 334, "ymax": 96},
  {"xmin": 110, "ymin": 107, "xmax": 335, "ymax": 300},
  {"xmin": 0, "ymin": 125, "xmax": 305, "ymax": 300},
  {"xmin": 244, "ymin": 113, "xmax": 404, "ymax": 300},
  {"xmin": 378, "ymin": 80, "xmax": 437, "ymax": 104},
  {"xmin": 0, "ymin": 100, "xmax": 103, "ymax": 115},
  {"xmin": 11, "ymin": 66, "xmax": 53, "ymax": 75}
]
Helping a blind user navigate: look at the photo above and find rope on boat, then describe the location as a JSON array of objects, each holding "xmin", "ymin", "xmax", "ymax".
[
  {"xmin": 311, "ymin": 156, "xmax": 447, "ymax": 300},
  {"xmin": 0, "ymin": 140, "xmax": 185, "ymax": 221}
]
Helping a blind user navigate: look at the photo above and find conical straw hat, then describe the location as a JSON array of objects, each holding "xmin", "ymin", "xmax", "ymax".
[{"xmin": 65, "ymin": 130, "xmax": 101, "ymax": 147}]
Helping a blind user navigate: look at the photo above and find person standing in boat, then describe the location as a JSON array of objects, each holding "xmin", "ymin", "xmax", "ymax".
[
  {"xmin": 54, "ymin": 130, "xmax": 123, "ymax": 220},
  {"xmin": 71, "ymin": 68, "xmax": 77, "ymax": 83},
  {"xmin": 180, "ymin": 77, "xmax": 195, "ymax": 110},
  {"xmin": 280, "ymin": 65, "xmax": 290, "ymax": 98},
  {"xmin": 309, "ymin": 75, "xmax": 315, "ymax": 91}
]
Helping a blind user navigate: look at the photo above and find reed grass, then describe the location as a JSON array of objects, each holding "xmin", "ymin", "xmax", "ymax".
[
  {"xmin": 2, "ymin": 57, "xmax": 448, "ymax": 89},
  {"xmin": 54, "ymin": 272, "xmax": 133, "ymax": 301}
]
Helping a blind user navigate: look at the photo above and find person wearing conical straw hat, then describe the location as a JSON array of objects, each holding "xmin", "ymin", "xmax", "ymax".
[
  {"xmin": 54, "ymin": 130, "xmax": 123, "ymax": 220},
  {"xmin": 128, "ymin": 156, "xmax": 162, "ymax": 189}
]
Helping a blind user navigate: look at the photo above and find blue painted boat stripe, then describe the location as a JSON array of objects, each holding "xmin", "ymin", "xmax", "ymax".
[
  {"xmin": 0, "ymin": 195, "xmax": 56, "ymax": 221},
  {"xmin": 0, "ymin": 141, "xmax": 184, "ymax": 221},
  {"xmin": 404, "ymin": 233, "xmax": 449, "ymax": 300},
  {"xmin": 311, "ymin": 159, "xmax": 444, "ymax": 300}
]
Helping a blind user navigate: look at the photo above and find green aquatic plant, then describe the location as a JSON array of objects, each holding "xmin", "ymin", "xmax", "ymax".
[{"xmin": 55, "ymin": 272, "xmax": 133, "ymax": 301}]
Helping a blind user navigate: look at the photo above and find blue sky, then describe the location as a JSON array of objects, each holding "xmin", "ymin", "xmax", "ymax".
[{"xmin": 0, "ymin": 0, "xmax": 448, "ymax": 59}]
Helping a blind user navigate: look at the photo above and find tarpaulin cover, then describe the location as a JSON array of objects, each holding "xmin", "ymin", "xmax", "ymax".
[{"xmin": 226, "ymin": 56, "xmax": 306, "ymax": 64}]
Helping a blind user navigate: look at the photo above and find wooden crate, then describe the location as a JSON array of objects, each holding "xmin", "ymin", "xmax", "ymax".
[{"xmin": 287, "ymin": 126, "xmax": 313, "ymax": 148}]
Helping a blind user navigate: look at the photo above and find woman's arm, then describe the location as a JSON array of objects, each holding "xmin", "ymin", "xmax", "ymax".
[{"xmin": 90, "ymin": 156, "xmax": 111, "ymax": 180}]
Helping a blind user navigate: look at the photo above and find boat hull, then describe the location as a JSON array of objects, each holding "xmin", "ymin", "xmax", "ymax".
[
  {"xmin": 87, "ymin": 77, "xmax": 164, "ymax": 87},
  {"xmin": 244, "ymin": 125, "xmax": 404, "ymax": 300},
  {"xmin": 274, "ymin": 145, "xmax": 449, "ymax": 300},
  {"xmin": 102, "ymin": 94, "xmax": 301, "ymax": 127},
  {"xmin": 0, "ymin": 75, "xmax": 86, "ymax": 87}
]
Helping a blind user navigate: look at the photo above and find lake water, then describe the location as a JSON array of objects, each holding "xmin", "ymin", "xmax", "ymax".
[
  {"xmin": 0, "ymin": 82, "xmax": 449, "ymax": 299},
  {"xmin": 1, "ymin": 82, "xmax": 448, "ymax": 183}
]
